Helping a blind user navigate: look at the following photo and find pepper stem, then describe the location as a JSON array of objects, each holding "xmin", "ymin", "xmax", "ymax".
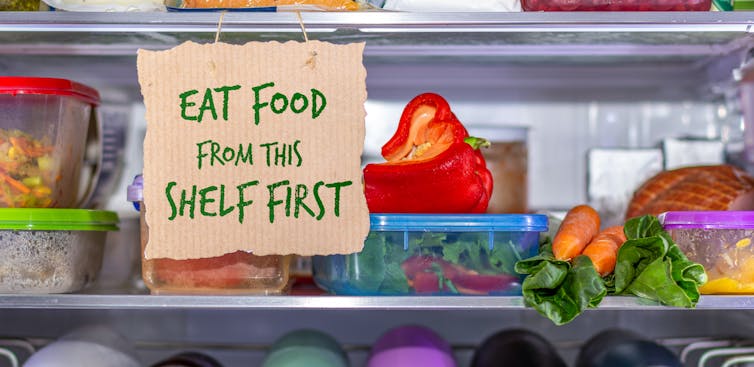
[{"xmin": 464, "ymin": 136, "xmax": 491, "ymax": 150}]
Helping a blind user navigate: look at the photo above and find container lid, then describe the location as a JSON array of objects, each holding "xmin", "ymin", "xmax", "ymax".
[
  {"xmin": 0, "ymin": 77, "xmax": 100, "ymax": 106},
  {"xmin": 0, "ymin": 209, "xmax": 119, "ymax": 231},
  {"xmin": 127, "ymin": 174, "xmax": 143, "ymax": 202},
  {"xmin": 659, "ymin": 211, "xmax": 754, "ymax": 230},
  {"xmin": 370, "ymin": 214, "xmax": 547, "ymax": 232}
]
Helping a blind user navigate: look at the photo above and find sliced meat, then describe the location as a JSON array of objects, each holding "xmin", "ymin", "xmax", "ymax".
[{"xmin": 626, "ymin": 165, "xmax": 754, "ymax": 219}]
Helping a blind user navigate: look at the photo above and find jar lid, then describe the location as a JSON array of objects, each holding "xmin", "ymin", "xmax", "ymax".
[
  {"xmin": 370, "ymin": 214, "xmax": 547, "ymax": 232},
  {"xmin": 0, "ymin": 77, "xmax": 100, "ymax": 106},
  {"xmin": 659, "ymin": 211, "xmax": 754, "ymax": 230},
  {"xmin": 0, "ymin": 209, "xmax": 118, "ymax": 231}
]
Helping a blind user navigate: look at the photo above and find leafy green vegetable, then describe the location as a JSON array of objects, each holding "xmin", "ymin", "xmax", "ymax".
[
  {"xmin": 614, "ymin": 215, "xmax": 707, "ymax": 307},
  {"xmin": 515, "ymin": 242, "xmax": 606, "ymax": 325},
  {"xmin": 349, "ymin": 230, "xmax": 524, "ymax": 294},
  {"xmin": 516, "ymin": 214, "xmax": 707, "ymax": 325},
  {"xmin": 379, "ymin": 263, "xmax": 410, "ymax": 293}
]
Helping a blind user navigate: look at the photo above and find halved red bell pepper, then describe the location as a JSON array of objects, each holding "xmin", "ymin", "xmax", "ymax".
[{"xmin": 363, "ymin": 93, "xmax": 493, "ymax": 213}]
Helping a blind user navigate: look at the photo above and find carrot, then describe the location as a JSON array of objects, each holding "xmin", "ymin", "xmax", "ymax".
[
  {"xmin": 582, "ymin": 226, "xmax": 626, "ymax": 276},
  {"xmin": 0, "ymin": 171, "xmax": 30, "ymax": 194},
  {"xmin": 552, "ymin": 205, "xmax": 600, "ymax": 261}
]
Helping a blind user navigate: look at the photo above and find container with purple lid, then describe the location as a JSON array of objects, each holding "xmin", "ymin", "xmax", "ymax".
[
  {"xmin": 367, "ymin": 326, "xmax": 456, "ymax": 367},
  {"xmin": 660, "ymin": 211, "xmax": 754, "ymax": 294}
]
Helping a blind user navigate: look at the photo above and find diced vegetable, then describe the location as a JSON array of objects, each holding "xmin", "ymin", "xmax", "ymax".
[{"xmin": 0, "ymin": 129, "xmax": 56, "ymax": 207}]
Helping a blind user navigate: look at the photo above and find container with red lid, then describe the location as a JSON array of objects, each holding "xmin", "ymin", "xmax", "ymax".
[{"xmin": 0, "ymin": 76, "xmax": 100, "ymax": 208}]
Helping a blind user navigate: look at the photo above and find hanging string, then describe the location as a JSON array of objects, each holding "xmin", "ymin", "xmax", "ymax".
[
  {"xmin": 295, "ymin": 11, "xmax": 309, "ymax": 43},
  {"xmin": 296, "ymin": 11, "xmax": 318, "ymax": 69},
  {"xmin": 214, "ymin": 10, "xmax": 227, "ymax": 43}
]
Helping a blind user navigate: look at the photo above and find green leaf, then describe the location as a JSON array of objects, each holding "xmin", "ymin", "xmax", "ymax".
[
  {"xmin": 489, "ymin": 241, "xmax": 522, "ymax": 275},
  {"xmin": 613, "ymin": 236, "xmax": 670, "ymax": 294},
  {"xmin": 624, "ymin": 215, "xmax": 664, "ymax": 239},
  {"xmin": 379, "ymin": 263, "xmax": 410, "ymax": 294},
  {"xmin": 442, "ymin": 243, "xmax": 466, "ymax": 265},
  {"xmin": 613, "ymin": 215, "xmax": 706, "ymax": 307},
  {"xmin": 516, "ymin": 244, "xmax": 606, "ymax": 325}
]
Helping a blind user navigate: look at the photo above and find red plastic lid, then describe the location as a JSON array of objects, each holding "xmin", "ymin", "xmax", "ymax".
[{"xmin": 0, "ymin": 77, "xmax": 100, "ymax": 105}]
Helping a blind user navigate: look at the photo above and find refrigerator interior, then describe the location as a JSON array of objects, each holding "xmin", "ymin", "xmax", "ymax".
[{"xmin": 0, "ymin": 11, "xmax": 753, "ymax": 367}]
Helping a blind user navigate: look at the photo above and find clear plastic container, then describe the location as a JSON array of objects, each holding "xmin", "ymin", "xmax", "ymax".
[
  {"xmin": 0, "ymin": 208, "xmax": 119, "ymax": 294},
  {"xmin": 660, "ymin": 211, "xmax": 754, "ymax": 294},
  {"xmin": 468, "ymin": 126, "xmax": 528, "ymax": 214},
  {"xmin": 312, "ymin": 214, "xmax": 546, "ymax": 296},
  {"xmin": 128, "ymin": 175, "xmax": 292, "ymax": 295},
  {"xmin": 0, "ymin": 77, "xmax": 100, "ymax": 208},
  {"xmin": 521, "ymin": 0, "xmax": 710, "ymax": 10}
]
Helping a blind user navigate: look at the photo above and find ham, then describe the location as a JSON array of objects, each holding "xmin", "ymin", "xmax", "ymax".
[{"xmin": 626, "ymin": 165, "xmax": 754, "ymax": 219}]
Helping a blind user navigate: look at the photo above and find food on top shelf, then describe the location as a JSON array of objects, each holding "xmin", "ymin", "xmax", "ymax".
[
  {"xmin": 177, "ymin": 0, "xmax": 361, "ymax": 9},
  {"xmin": 582, "ymin": 226, "xmax": 626, "ymax": 277},
  {"xmin": 368, "ymin": 326, "xmax": 456, "ymax": 367},
  {"xmin": 312, "ymin": 213, "xmax": 545, "ymax": 296},
  {"xmin": 626, "ymin": 165, "xmax": 754, "ymax": 219},
  {"xmin": 0, "ymin": 129, "xmax": 55, "ymax": 208},
  {"xmin": 661, "ymin": 211, "xmax": 754, "ymax": 294},
  {"xmin": 552, "ymin": 205, "xmax": 600, "ymax": 261},
  {"xmin": 363, "ymin": 93, "xmax": 493, "ymax": 214},
  {"xmin": 0, "ymin": 0, "xmax": 43, "ymax": 10},
  {"xmin": 522, "ymin": 0, "xmax": 710, "ymax": 11},
  {"xmin": 471, "ymin": 329, "xmax": 566, "ymax": 367}
]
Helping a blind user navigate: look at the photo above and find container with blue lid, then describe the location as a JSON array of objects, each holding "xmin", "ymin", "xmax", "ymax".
[{"xmin": 313, "ymin": 214, "xmax": 547, "ymax": 296}]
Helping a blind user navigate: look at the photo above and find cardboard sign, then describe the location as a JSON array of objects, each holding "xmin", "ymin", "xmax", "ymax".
[{"xmin": 137, "ymin": 41, "xmax": 369, "ymax": 260}]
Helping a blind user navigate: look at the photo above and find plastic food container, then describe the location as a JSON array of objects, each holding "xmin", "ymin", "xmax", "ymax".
[
  {"xmin": 368, "ymin": 326, "xmax": 456, "ymax": 367},
  {"xmin": 660, "ymin": 211, "xmax": 754, "ymax": 294},
  {"xmin": 0, "ymin": 77, "xmax": 100, "ymax": 208},
  {"xmin": 128, "ymin": 175, "xmax": 291, "ymax": 295},
  {"xmin": 467, "ymin": 126, "xmax": 528, "ymax": 214},
  {"xmin": 521, "ymin": 0, "xmax": 710, "ymax": 10},
  {"xmin": 312, "ymin": 214, "xmax": 546, "ymax": 295},
  {"xmin": 0, "ymin": 208, "xmax": 119, "ymax": 294}
]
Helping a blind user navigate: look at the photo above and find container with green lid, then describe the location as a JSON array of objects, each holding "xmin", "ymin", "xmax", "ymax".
[{"xmin": 0, "ymin": 208, "xmax": 118, "ymax": 294}]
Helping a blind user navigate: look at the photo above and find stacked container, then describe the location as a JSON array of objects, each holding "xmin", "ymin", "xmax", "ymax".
[{"xmin": 0, "ymin": 77, "xmax": 119, "ymax": 294}]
